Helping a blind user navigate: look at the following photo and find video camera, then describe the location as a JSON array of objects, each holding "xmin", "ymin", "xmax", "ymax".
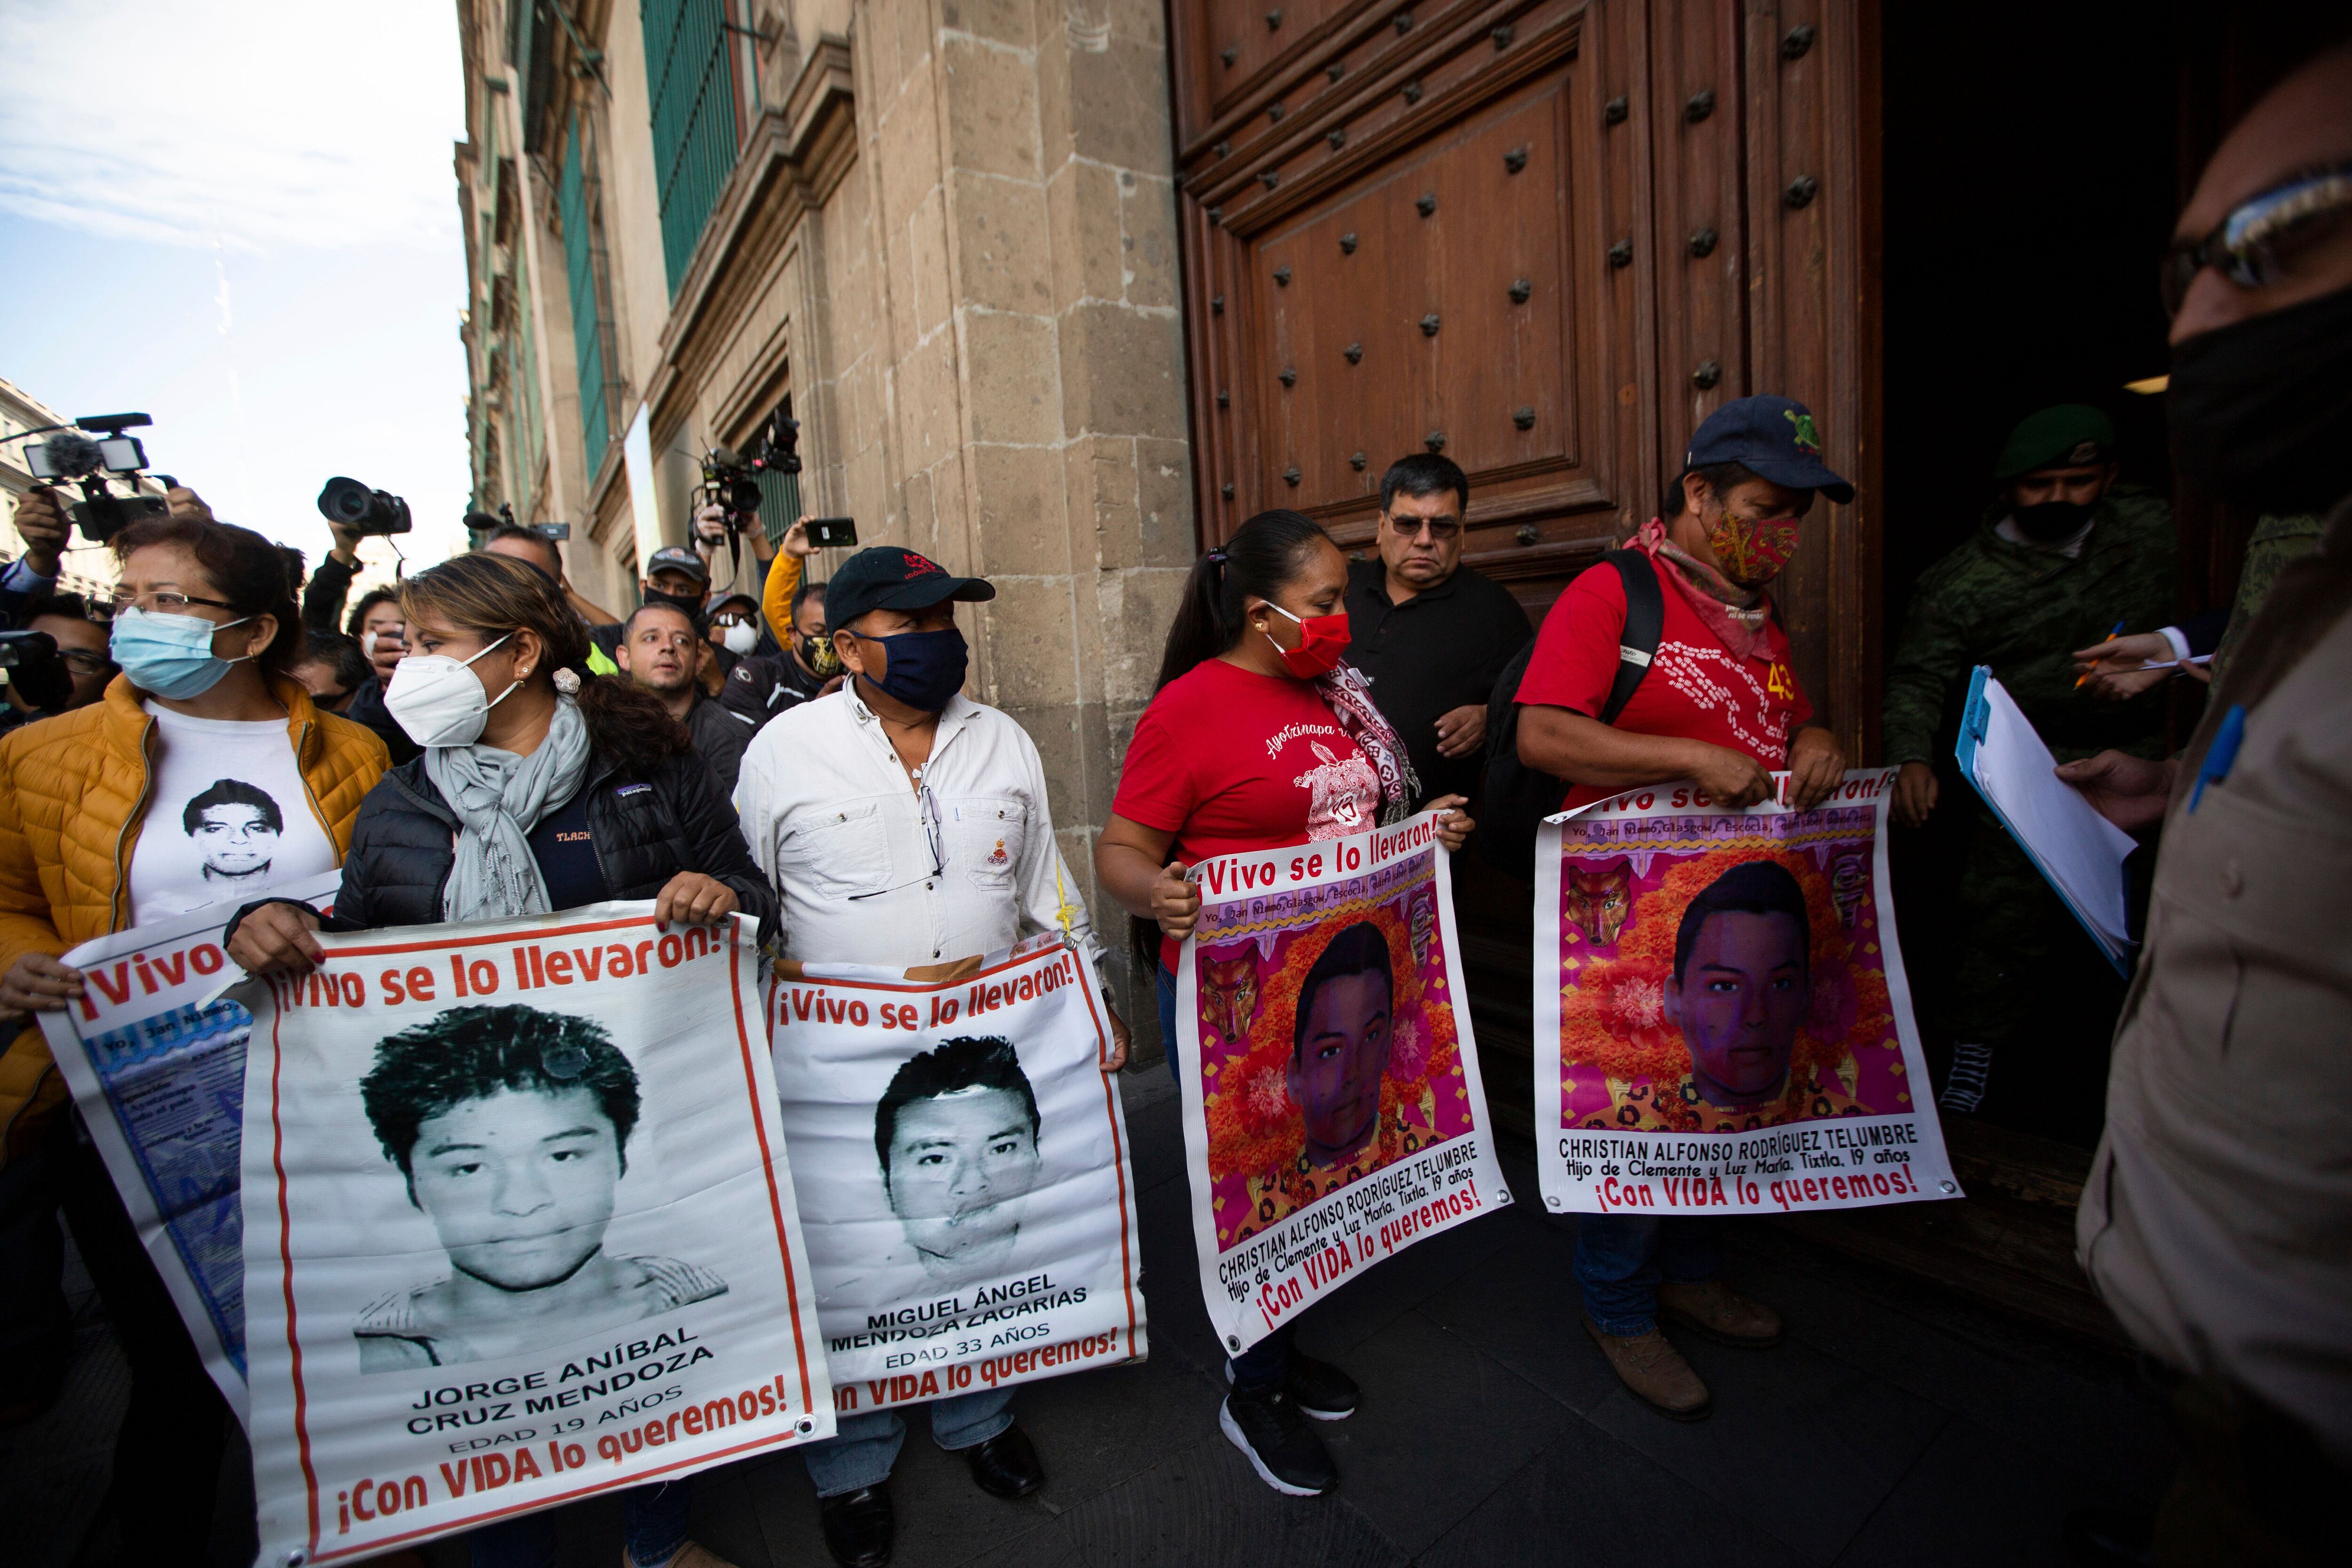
[
  {"xmin": 0, "ymin": 630, "xmax": 77, "ymax": 713},
  {"xmin": 693, "ymin": 402, "xmax": 802, "ymax": 570},
  {"xmin": 317, "ymin": 476, "xmax": 413, "ymax": 536},
  {"xmin": 21, "ymin": 413, "xmax": 170, "ymax": 542}
]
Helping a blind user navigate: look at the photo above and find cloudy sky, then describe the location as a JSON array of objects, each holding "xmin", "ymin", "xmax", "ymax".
[{"xmin": 0, "ymin": 0, "xmax": 473, "ymax": 586}]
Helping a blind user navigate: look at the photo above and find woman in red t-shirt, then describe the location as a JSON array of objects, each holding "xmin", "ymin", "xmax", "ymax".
[
  {"xmin": 1097, "ymin": 509, "xmax": 1470, "ymax": 1499},
  {"xmin": 1515, "ymin": 393, "xmax": 1849, "ymax": 1428}
]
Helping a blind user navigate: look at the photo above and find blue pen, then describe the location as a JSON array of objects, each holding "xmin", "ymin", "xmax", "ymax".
[{"xmin": 2190, "ymin": 705, "xmax": 2245, "ymax": 814}]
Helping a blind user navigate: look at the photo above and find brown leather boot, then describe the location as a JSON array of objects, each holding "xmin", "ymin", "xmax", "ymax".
[
  {"xmin": 1656, "ymin": 1278, "xmax": 1784, "ymax": 1347},
  {"xmin": 1583, "ymin": 1314, "xmax": 1711, "ymax": 1421}
]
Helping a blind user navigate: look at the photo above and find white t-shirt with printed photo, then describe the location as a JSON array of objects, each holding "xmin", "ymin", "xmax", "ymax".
[{"xmin": 126, "ymin": 704, "xmax": 341, "ymax": 924}]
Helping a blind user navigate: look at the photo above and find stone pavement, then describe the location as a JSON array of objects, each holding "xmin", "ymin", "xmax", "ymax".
[{"xmin": 7, "ymin": 1070, "xmax": 2175, "ymax": 1568}]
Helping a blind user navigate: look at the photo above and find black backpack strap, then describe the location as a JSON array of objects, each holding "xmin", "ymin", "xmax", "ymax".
[{"xmin": 1597, "ymin": 549, "xmax": 1664, "ymax": 727}]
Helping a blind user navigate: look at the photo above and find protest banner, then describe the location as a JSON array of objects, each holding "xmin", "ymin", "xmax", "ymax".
[
  {"xmin": 1534, "ymin": 768, "xmax": 1961, "ymax": 1217},
  {"xmin": 769, "ymin": 935, "xmax": 1145, "ymax": 1417},
  {"xmin": 38, "ymin": 872, "xmax": 342, "ymax": 1418},
  {"xmin": 239, "ymin": 903, "xmax": 831, "ymax": 1565},
  {"xmin": 1176, "ymin": 809, "xmax": 1510, "ymax": 1355}
]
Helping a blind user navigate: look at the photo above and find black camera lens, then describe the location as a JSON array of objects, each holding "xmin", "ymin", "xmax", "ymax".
[
  {"xmin": 726, "ymin": 478, "xmax": 764, "ymax": 514},
  {"xmin": 318, "ymin": 477, "xmax": 374, "ymax": 524}
]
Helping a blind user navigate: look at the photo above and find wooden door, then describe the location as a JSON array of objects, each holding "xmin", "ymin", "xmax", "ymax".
[{"xmin": 1172, "ymin": 0, "xmax": 1879, "ymax": 745}]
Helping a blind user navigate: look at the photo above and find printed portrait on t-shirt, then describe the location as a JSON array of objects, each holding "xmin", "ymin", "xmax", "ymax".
[
  {"xmin": 1192, "ymin": 851, "xmax": 1475, "ymax": 1249},
  {"xmin": 1555, "ymin": 812, "xmax": 1910, "ymax": 1135},
  {"xmin": 351, "ymin": 1004, "xmax": 727, "ymax": 1373},
  {"xmin": 872, "ymin": 1035, "xmax": 1043, "ymax": 1280},
  {"xmin": 184, "ymin": 779, "xmax": 283, "ymax": 891}
]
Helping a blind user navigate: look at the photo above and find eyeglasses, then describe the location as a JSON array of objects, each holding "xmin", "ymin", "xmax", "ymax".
[
  {"xmin": 2161, "ymin": 163, "xmax": 2352, "ymax": 318},
  {"xmin": 121, "ymin": 590, "xmax": 238, "ymax": 615},
  {"xmin": 58, "ymin": 650, "xmax": 112, "ymax": 676},
  {"xmin": 848, "ymin": 783, "xmax": 947, "ymax": 900},
  {"xmin": 1384, "ymin": 514, "xmax": 1462, "ymax": 542}
]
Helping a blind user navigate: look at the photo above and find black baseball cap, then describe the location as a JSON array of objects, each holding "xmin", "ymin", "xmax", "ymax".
[
  {"xmin": 824, "ymin": 546, "xmax": 994, "ymax": 629},
  {"xmin": 1682, "ymin": 395, "xmax": 1854, "ymax": 505},
  {"xmin": 645, "ymin": 545, "xmax": 710, "ymax": 584}
]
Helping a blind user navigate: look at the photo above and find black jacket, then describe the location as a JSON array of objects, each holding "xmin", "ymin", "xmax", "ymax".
[
  {"xmin": 230, "ymin": 743, "xmax": 776, "ymax": 941},
  {"xmin": 342, "ymin": 675, "xmax": 421, "ymax": 766}
]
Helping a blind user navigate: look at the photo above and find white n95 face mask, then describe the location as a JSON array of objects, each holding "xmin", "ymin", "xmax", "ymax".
[
  {"xmin": 382, "ymin": 633, "xmax": 516, "ymax": 748},
  {"xmin": 720, "ymin": 621, "xmax": 759, "ymax": 656}
]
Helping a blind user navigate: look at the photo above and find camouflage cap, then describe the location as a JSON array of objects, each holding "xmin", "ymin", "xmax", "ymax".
[{"xmin": 1994, "ymin": 404, "xmax": 2117, "ymax": 480}]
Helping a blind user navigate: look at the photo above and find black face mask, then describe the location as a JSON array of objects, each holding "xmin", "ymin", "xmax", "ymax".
[
  {"xmin": 2012, "ymin": 498, "xmax": 2097, "ymax": 542},
  {"xmin": 2169, "ymin": 283, "xmax": 2352, "ymax": 515}
]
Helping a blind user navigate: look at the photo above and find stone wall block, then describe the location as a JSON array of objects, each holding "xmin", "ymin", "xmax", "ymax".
[
  {"xmin": 908, "ymin": 185, "xmax": 957, "ymax": 338},
  {"xmin": 949, "ymin": 170, "xmax": 1056, "ymax": 314},
  {"xmin": 896, "ymin": 330, "xmax": 964, "ymax": 470},
  {"xmin": 1058, "ymin": 301, "xmax": 1186, "ymax": 439},
  {"xmin": 874, "ymin": 60, "xmax": 944, "ymax": 241},
  {"xmin": 942, "ymin": 35, "xmax": 1042, "ymax": 182},
  {"xmin": 1049, "ymin": 160, "xmax": 1128, "ymax": 311},
  {"xmin": 1098, "ymin": 563, "xmax": 1192, "ymax": 710},
  {"xmin": 979, "ymin": 576, "xmax": 1081, "ymax": 707},
  {"xmin": 1065, "ymin": 433, "xmax": 1141, "ymax": 572},
  {"xmin": 958, "ymin": 308, "xmax": 1061, "ymax": 446},
  {"xmin": 971, "ymin": 440, "xmax": 1073, "ymax": 576},
  {"xmin": 1119, "ymin": 170, "xmax": 1180, "ymax": 310},
  {"xmin": 940, "ymin": 0, "xmax": 1033, "ymax": 47},
  {"xmin": 1134, "ymin": 434, "xmax": 1196, "ymax": 569},
  {"xmin": 1064, "ymin": 40, "xmax": 1170, "ymax": 173}
]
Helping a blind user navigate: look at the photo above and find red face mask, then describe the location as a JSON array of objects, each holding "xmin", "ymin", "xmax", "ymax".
[{"xmin": 1263, "ymin": 602, "xmax": 1351, "ymax": 678}]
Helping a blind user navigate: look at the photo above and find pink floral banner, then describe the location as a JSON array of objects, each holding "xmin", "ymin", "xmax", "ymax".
[
  {"xmin": 1176, "ymin": 811, "xmax": 1511, "ymax": 1355},
  {"xmin": 1534, "ymin": 770, "xmax": 1962, "ymax": 1217}
]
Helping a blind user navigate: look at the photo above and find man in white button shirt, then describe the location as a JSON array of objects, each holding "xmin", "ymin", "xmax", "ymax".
[{"xmin": 733, "ymin": 545, "xmax": 1129, "ymax": 1568}]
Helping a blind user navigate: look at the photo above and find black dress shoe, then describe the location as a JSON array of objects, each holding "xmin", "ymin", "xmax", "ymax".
[
  {"xmin": 963, "ymin": 1425, "xmax": 1045, "ymax": 1498},
  {"xmin": 819, "ymin": 1484, "xmax": 894, "ymax": 1568}
]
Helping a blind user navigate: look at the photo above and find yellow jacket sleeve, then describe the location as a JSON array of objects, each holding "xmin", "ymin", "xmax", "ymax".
[{"xmin": 762, "ymin": 552, "xmax": 805, "ymax": 647}]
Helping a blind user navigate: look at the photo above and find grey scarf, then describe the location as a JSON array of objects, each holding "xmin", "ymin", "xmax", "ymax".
[{"xmin": 424, "ymin": 696, "xmax": 595, "ymax": 923}]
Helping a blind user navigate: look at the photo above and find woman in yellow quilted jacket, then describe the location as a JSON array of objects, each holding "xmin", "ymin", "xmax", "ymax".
[{"xmin": 0, "ymin": 512, "xmax": 386, "ymax": 1563}]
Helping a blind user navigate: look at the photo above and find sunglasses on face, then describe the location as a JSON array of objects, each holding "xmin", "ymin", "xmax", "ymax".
[
  {"xmin": 1384, "ymin": 514, "xmax": 1462, "ymax": 542},
  {"xmin": 2162, "ymin": 163, "xmax": 2352, "ymax": 318}
]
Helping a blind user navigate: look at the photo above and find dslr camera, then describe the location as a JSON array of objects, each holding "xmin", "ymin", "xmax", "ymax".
[
  {"xmin": 694, "ymin": 402, "xmax": 803, "ymax": 561},
  {"xmin": 317, "ymin": 476, "xmax": 413, "ymax": 536},
  {"xmin": 22, "ymin": 413, "xmax": 170, "ymax": 542}
]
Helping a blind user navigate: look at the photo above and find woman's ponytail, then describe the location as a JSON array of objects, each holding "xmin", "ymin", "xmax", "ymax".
[{"xmin": 1152, "ymin": 509, "xmax": 1331, "ymax": 692}]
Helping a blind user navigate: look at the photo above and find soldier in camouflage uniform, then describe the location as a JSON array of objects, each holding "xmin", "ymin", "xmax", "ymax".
[{"xmin": 1883, "ymin": 405, "xmax": 2177, "ymax": 1131}]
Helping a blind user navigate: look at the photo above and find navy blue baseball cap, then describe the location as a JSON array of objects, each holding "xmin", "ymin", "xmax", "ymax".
[
  {"xmin": 824, "ymin": 545, "xmax": 995, "ymax": 629},
  {"xmin": 1682, "ymin": 395, "xmax": 1854, "ymax": 504}
]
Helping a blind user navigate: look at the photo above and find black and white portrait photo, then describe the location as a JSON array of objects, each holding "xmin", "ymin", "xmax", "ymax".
[
  {"xmin": 874, "ymin": 1035, "xmax": 1043, "ymax": 1280},
  {"xmin": 184, "ymin": 778, "xmax": 284, "ymax": 889},
  {"xmin": 352, "ymin": 1003, "xmax": 727, "ymax": 1372}
]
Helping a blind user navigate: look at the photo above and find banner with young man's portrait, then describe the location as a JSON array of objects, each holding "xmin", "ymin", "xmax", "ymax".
[
  {"xmin": 238, "ymin": 903, "xmax": 832, "ymax": 1566},
  {"xmin": 1177, "ymin": 808, "xmax": 1511, "ymax": 1356},
  {"xmin": 1534, "ymin": 768, "xmax": 1962, "ymax": 1217},
  {"xmin": 37, "ymin": 871, "xmax": 342, "ymax": 1421},
  {"xmin": 768, "ymin": 936, "xmax": 1145, "ymax": 1417}
]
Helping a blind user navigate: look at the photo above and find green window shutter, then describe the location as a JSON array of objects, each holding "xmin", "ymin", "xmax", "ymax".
[
  {"xmin": 642, "ymin": 0, "xmax": 740, "ymax": 295},
  {"xmin": 559, "ymin": 114, "xmax": 615, "ymax": 478},
  {"xmin": 755, "ymin": 465, "xmax": 802, "ymax": 547}
]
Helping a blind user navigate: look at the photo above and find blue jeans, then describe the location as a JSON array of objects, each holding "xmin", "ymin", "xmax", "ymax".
[
  {"xmin": 1573, "ymin": 1214, "xmax": 1722, "ymax": 1336},
  {"xmin": 469, "ymin": 1479, "xmax": 691, "ymax": 1568},
  {"xmin": 802, "ymin": 1388, "xmax": 1014, "ymax": 1496},
  {"xmin": 1160, "ymin": 964, "xmax": 1293, "ymax": 1394}
]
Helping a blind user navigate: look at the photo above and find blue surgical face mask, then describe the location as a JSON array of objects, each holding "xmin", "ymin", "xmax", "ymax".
[
  {"xmin": 855, "ymin": 626, "xmax": 968, "ymax": 712},
  {"xmin": 110, "ymin": 606, "xmax": 254, "ymax": 700}
]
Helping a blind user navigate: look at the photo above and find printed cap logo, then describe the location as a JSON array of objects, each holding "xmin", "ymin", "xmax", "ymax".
[
  {"xmin": 2067, "ymin": 440, "xmax": 2101, "ymax": 464},
  {"xmin": 900, "ymin": 550, "xmax": 945, "ymax": 578},
  {"xmin": 1784, "ymin": 409, "xmax": 1823, "ymax": 455}
]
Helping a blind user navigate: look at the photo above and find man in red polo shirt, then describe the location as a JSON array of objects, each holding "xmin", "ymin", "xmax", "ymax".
[{"xmin": 1516, "ymin": 394, "xmax": 1851, "ymax": 1422}]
